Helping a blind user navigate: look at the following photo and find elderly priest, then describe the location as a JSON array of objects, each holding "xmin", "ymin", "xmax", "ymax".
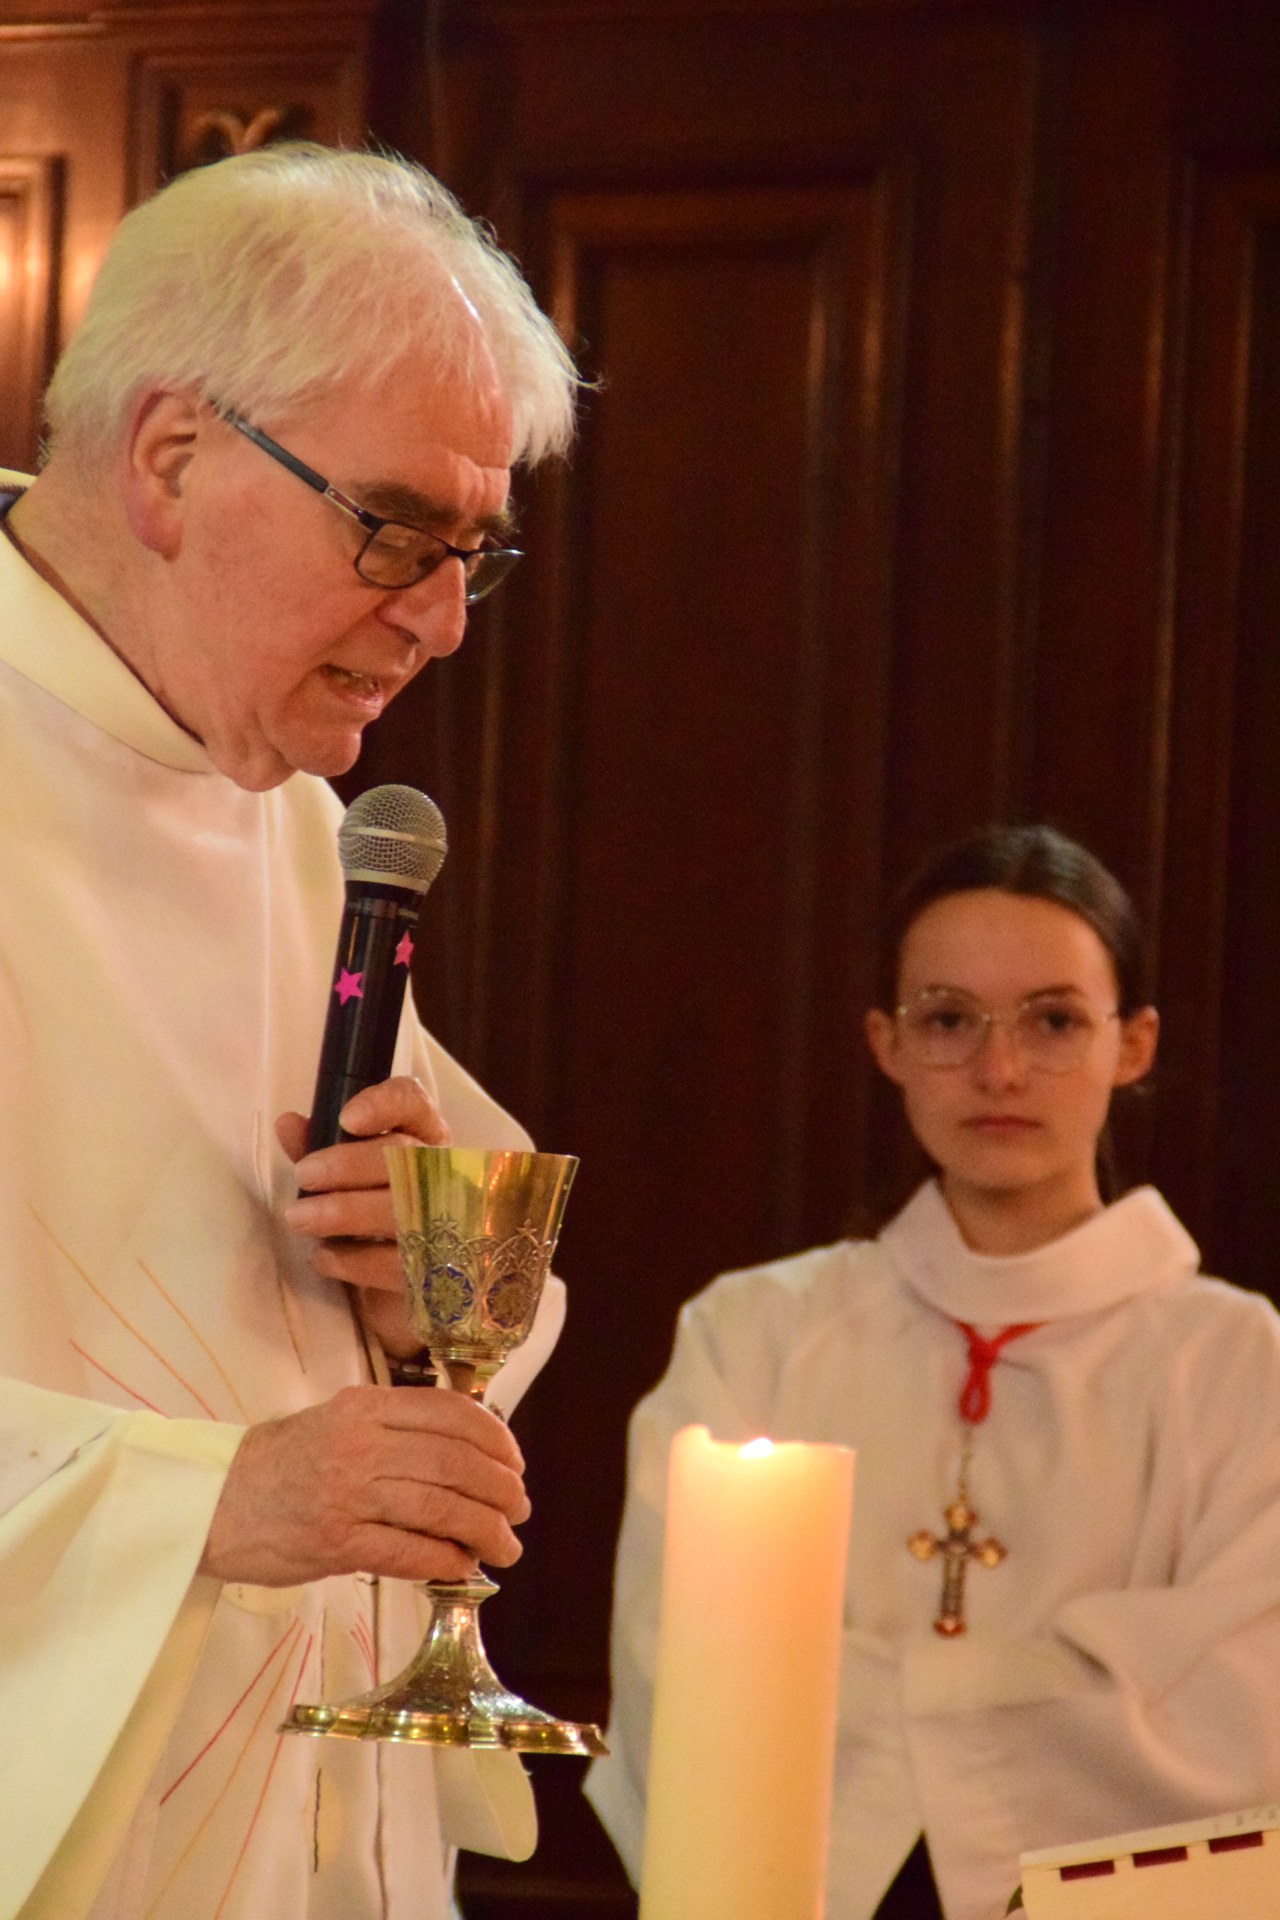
[{"xmin": 0, "ymin": 142, "xmax": 577, "ymax": 1920}]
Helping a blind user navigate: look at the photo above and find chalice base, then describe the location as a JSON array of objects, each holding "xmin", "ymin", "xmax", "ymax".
[{"xmin": 281, "ymin": 1574, "xmax": 607, "ymax": 1756}]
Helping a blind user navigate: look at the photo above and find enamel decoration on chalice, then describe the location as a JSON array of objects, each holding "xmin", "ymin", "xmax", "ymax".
[{"xmin": 283, "ymin": 1144, "xmax": 607, "ymax": 1756}]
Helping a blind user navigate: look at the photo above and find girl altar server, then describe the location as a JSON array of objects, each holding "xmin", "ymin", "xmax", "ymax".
[{"xmin": 585, "ymin": 825, "xmax": 1280, "ymax": 1920}]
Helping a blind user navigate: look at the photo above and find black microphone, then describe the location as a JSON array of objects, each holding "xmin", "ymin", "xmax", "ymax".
[{"xmin": 307, "ymin": 784, "xmax": 448, "ymax": 1151}]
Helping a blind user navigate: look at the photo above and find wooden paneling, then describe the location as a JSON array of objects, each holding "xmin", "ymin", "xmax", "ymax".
[
  {"xmin": 0, "ymin": 35, "xmax": 129, "ymax": 465},
  {"xmin": 1216, "ymin": 209, "xmax": 1280, "ymax": 1292},
  {"xmin": 129, "ymin": 36, "xmax": 372, "ymax": 194},
  {"xmin": 366, "ymin": 3, "xmax": 1280, "ymax": 1912},
  {"xmin": 1024, "ymin": 3, "xmax": 1177, "ymax": 893},
  {"xmin": 487, "ymin": 177, "xmax": 904, "ymax": 1689},
  {"xmin": 0, "ymin": 154, "xmax": 59, "ymax": 465},
  {"xmin": 540, "ymin": 179, "xmax": 900, "ymax": 1247},
  {"xmin": 1162, "ymin": 160, "xmax": 1280, "ymax": 1276},
  {"xmin": 376, "ymin": 17, "xmax": 1057, "ymax": 1784},
  {"xmin": 1216, "ymin": 206, "xmax": 1280, "ymax": 1294},
  {"xmin": 0, "ymin": 0, "xmax": 375, "ymax": 468}
]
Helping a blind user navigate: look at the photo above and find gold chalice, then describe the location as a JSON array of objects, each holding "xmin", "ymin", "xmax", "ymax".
[{"xmin": 283, "ymin": 1145, "xmax": 606, "ymax": 1755}]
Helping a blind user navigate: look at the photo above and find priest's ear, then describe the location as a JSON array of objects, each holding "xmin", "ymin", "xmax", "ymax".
[
  {"xmin": 120, "ymin": 386, "xmax": 204, "ymax": 556},
  {"xmin": 1113, "ymin": 1004, "xmax": 1159, "ymax": 1089},
  {"xmin": 864, "ymin": 1007, "xmax": 906, "ymax": 1087}
]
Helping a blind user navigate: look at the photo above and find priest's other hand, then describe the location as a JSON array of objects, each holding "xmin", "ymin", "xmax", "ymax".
[
  {"xmin": 198, "ymin": 1384, "xmax": 530, "ymax": 1585},
  {"xmin": 276, "ymin": 1074, "xmax": 448, "ymax": 1357}
]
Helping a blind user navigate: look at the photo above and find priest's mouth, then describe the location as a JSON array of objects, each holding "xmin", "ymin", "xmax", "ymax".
[{"xmin": 320, "ymin": 664, "xmax": 388, "ymax": 710}]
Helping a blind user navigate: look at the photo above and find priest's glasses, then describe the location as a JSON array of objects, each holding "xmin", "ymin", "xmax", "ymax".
[{"xmin": 282, "ymin": 1145, "xmax": 606, "ymax": 1755}]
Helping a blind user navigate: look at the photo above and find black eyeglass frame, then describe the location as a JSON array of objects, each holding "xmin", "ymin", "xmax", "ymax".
[{"xmin": 218, "ymin": 406, "xmax": 522, "ymax": 603}]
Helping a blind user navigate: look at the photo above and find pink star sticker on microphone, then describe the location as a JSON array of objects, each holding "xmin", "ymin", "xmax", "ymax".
[
  {"xmin": 334, "ymin": 968, "xmax": 364, "ymax": 1004},
  {"xmin": 394, "ymin": 932, "xmax": 415, "ymax": 968}
]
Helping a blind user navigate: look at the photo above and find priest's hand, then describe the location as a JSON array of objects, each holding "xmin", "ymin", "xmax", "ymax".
[
  {"xmin": 276, "ymin": 1075, "xmax": 447, "ymax": 1357},
  {"xmin": 198, "ymin": 1384, "xmax": 530, "ymax": 1585}
]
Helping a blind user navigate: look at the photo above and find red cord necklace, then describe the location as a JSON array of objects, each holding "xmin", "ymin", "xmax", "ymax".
[{"xmin": 907, "ymin": 1319, "xmax": 1041, "ymax": 1636}]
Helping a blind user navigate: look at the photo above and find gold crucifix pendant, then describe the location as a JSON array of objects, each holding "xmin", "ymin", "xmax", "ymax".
[{"xmin": 908, "ymin": 1496, "xmax": 1005, "ymax": 1636}]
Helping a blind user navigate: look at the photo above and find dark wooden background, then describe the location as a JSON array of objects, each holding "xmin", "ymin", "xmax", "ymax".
[{"xmin": 3, "ymin": 0, "xmax": 1279, "ymax": 1909}]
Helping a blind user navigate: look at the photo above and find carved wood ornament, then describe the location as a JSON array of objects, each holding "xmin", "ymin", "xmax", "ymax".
[{"xmin": 176, "ymin": 102, "xmax": 310, "ymax": 172}]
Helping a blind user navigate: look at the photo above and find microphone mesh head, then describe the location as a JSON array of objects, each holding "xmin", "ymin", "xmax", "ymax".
[{"xmin": 337, "ymin": 784, "xmax": 447, "ymax": 894}]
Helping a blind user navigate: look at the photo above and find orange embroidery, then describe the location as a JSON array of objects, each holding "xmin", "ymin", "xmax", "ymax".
[
  {"xmin": 350, "ymin": 1614, "xmax": 377, "ymax": 1683},
  {"xmin": 212, "ymin": 1632, "xmax": 317, "ymax": 1919},
  {"xmin": 138, "ymin": 1259, "xmax": 253, "ymax": 1422},
  {"xmin": 142, "ymin": 1623, "xmax": 309, "ymax": 1917},
  {"xmin": 161, "ymin": 1623, "xmax": 299, "ymax": 1804},
  {"xmin": 33, "ymin": 1209, "xmax": 219, "ymax": 1418},
  {"xmin": 69, "ymin": 1340, "xmax": 168, "ymax": 1415}
]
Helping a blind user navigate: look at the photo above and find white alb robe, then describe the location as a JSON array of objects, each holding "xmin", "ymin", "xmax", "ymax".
[
  {"xmin": 586, "ymin": 1180, "xmax": 1280, "ymax": 1920},
  {"xmin": 0, "ymin": 490, "xmax": 557, "ymax": 1920}
]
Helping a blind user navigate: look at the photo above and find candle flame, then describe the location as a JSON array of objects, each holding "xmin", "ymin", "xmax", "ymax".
[{"xmin": 740, "ymin": 1437, "xmax": 774, "ymax": 1459}]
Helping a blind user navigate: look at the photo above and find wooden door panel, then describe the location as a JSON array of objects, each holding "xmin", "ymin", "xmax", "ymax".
[
  {"xmin": 128, "ymin": 39, "xmax": 371, "ymax": 195},
  {"xmin": 0, "ymin": 38, "xmax": 129, "ymax": 466},
  {"xmin": 473, "ymin": 178, "xmax": 903, "ymax": 1691},
  {"xmin": 0, "ymin": 154, "xmax": 59, "ymax": 467},
  {"xmin": 0, "ymin": 1, "xmax": 375, "ymax": 469},
  {"xmin": 1162, "ymin": 162, "xmax": 1280, "ymax": 1290}
]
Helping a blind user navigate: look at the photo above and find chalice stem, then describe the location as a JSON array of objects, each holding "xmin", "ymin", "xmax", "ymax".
[{"xmin": 441, "ymin": 1358, "xmax": 484, "ymax": 1399}]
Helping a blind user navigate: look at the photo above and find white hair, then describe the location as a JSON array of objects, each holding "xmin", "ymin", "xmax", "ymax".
[{"xmin": 45, "ymin": 142, "xmax": 579, "ymax": 467}]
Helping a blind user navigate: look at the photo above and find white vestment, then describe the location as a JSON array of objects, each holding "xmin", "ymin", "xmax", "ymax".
[
  {"xmin": 586, "ymin": 1180, "xmax": 1280, "ymax": 1920},
  {"xmin": 0, "ymin": 489, "xmax": 558, "ymax": 1920}
]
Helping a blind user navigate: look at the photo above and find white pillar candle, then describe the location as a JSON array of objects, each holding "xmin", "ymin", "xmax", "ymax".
[{"xmin": 639, "ymin": 1424, "xmax": 855, "ymax": 1920}]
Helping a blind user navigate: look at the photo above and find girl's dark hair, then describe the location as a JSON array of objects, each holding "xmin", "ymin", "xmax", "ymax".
[{"xmin": 877, "ymin": 824, "xmax": 1149, "ymax": 1013}]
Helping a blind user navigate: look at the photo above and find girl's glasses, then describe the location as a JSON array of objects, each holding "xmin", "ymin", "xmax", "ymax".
[{"xmin": 895, "ymin": 988, "xmax": 1119, "ymax": 1072}]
